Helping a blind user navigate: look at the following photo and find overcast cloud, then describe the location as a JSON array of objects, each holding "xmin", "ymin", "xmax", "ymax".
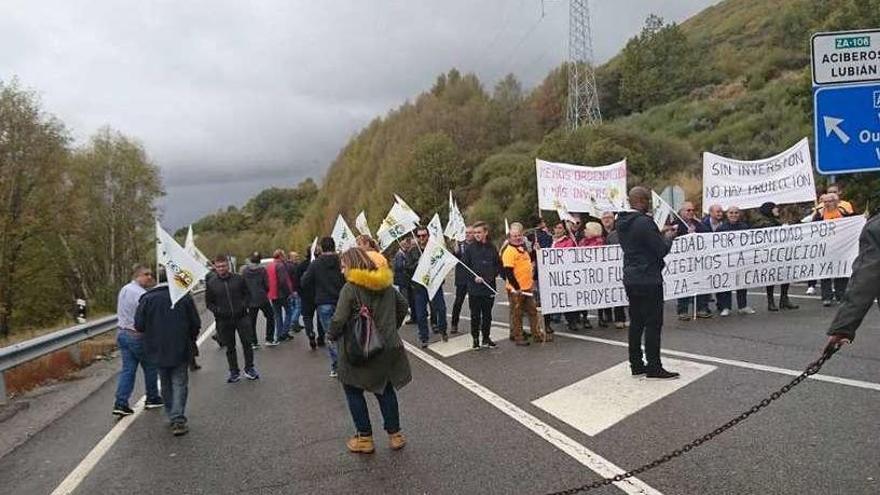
[{"xmin": 1, "ymin": 0, "xmax": 720, "ymax": 228}]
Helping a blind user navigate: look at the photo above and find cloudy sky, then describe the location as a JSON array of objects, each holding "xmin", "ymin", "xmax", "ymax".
[{"xmin": 1, "ymin": 0, "xmax": 720, "ymax": 228}]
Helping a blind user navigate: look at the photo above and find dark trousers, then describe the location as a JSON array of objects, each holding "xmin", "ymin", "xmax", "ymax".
[
  {"xmin": 821, "ymin": 278, "xmax": 848, "ymax": 301},
  {"xmin": 301, "ymin": 300, "xmax": 325, "ymax": 340},
  {"xmin": 469, "ymin": 294, "xmax": 494, "ymax": 342},
  {"xmin": 216, "ymin": 315, "xmax": 255, "ymax": 372},
  {"xmin": 158, "ymin": 363, "xmax": 188, "ymax": 425},
  {"xmin": 343, "ymin": 382, "xmax": 400, "ymax": 436},
  {"xmin": 624, "ymin": 284, "xmax": 664, "ymax": 371},
  {"xmin": 766, "ymin": 284, "xmax": 791, "ymax": 303},
  {"xmin": 677, "ymin": 294, "xmax": 710, "ymax": 314},
  {"xmin": 717, "ymin": 290, "xmax": 747, "ymax": 310},
  {"xmin": 450, "ymin": 284, "xmax": 468, "ymax": 328},
  {"xmin": 248, "ymin": 302, "xmax": 275, "ymax": 342},
  {"xmin": 598, "ymin": 307, "xmax": 626, "ymax": 323},
  {"xmin": 413, "ymin": 285, "xmax": 447, "ymax": 342}
]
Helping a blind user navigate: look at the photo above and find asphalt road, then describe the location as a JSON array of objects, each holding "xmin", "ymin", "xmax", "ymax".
[{"xmin": 0, "ymin": 286, "xmax": 877, "ymax": 495}]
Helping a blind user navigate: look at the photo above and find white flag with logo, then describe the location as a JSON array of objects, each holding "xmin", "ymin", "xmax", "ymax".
[
  {"xmin": 553, "ymin": 199, "xmax": 576, "ymax": 223},
  {"xmin": 443, "ymin": 191, "xmax": 467, "ymax": 242},
  {"xmin": 332, "ymin": 215, "xmax": 357, "ymax": 252},
  {"xmin": 394, "ymin": 194, "xmax": 420, "ymax": 225},
  {"xmin": 427, "ymin": 213, "xmax": 443, "ymax": 240},
  {"xmin": 309, "ymin": 237, "xmax": 318, "ymax": 260},
  {"xmin": 184, "ymin": 225, "xmax": 211, "ymax": 272},
  {"xmin": 652, "ymin": 190, "xmax": 674, "ymax": 231},
  {"xmin": 156, "ymin": 221, "xmax": 209, "ymax": 307},
  {"xmin": 377, "ymin": 202, "xmax": 416, "ymax": 252},
  {"xmin": 411, "ymin": 236, "xmax": 459, "ymax": 298},
  {"xmin": 355, "ymin": 211, "xmax": 372, "ymax": 237},
  {"xmin": 504, "ymin": 218, "xmax": 510, "ymax": 235}
]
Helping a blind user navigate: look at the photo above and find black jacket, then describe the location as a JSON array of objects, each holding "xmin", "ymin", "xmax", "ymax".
[
  {"xmin": 205, "ymin": 272, "xmax": 250, "ymax": 320},
  {"xmin": 461, "ymin": 240, "xmax": 502, "ymax": 297},
  {"xmin": 135, "ymin": 286, "xmax": 201, "ymax": 368},
  {"xmin": 718, "ymin": 220, "xmax": 750, "ymax": 232},
  {"xmin": 301, "ymin": 254, "xmax": 345, "ymax": 306},
  {"xmin": 617, "ymin": 211, "xmax": 672, "ymax": 286},
  {"xmin": 296, "ymin": 259, "xmax": 316, "ymax": 306},
  {"xmin": 241, "ymin": 263, "xmax": 269, "ymax": 308},
  {"xmin": 454, "ymin": 241, "xmax": 473, "ymax": 287},
  {"xmin": 827, "ymin": 214, "xmax": 880, "ymax": 340}
]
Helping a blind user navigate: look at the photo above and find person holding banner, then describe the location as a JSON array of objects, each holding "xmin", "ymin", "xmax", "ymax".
[
  {"xmin": 405, "ymin": 227, "xmax": 449, "ymax": 347},
  {"xmin": 599, "ymin": 212, "xmax": 628, "ymax": 330},
  {"xmin": 501, "ymin": 225, "xmax": 547, "ymax": 345},
  {"xmin": 462, "ymin": 222, "xmax": 502, "ymax": 349},
  {"xmin": 751, "ymin": 202, "xmax": 799, "ymax": 312},
  {"xmin": 617, "ymin": 187, "xmax": 679, "ymax": 380},
  {"xmin": 674, "ymin": 202, "xmax": 712, "ymax": 320},
  {"xmin": 553, "ymin": 219, "xmax": 591, "ymax": 331},
  {"xmin": 716, "ymin": 207, "xmax": 756, "ymax": 317},
  {"xmin": 812, "ymin": 193, "xmax": 852, "ymax": 307}
]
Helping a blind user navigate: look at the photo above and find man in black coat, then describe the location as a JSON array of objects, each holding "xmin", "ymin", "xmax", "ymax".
[
  {"xmin": 450, "ymin": 226, "xmax": 475, "ymax": 334},
  {"xmin": 135, "ymin": 282, "xmax": 201, "ymax": 436},
  {"xmin": 674, "ymin": 201, "xmax": 712, "ymax": 320},
  {"xmin": 461, "ymin": 221, "xmax": 502, "ymax": 350},
  {"xmin": 206, "ymin": 255, "xmax": 258, "ymax": 383},
  {"xmin": 617, "ymin": 187, "xmax": 679, "ymax": 380},
  {"xmin": 826, "ymin": 213, "xmax": 880, "ymax": 351},
  {"xmin": 241, "ymin": 252, "xmax": 274, "ymax": 347},
  {"xmin": 301, "ymin": 237, "xmax": 346, "ymax": 376},
  {"xmin": 405, "ymin": 227, "xmax": 449, "ymax": 348}
]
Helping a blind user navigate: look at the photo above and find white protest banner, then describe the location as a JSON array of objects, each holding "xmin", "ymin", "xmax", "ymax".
[
  {"xmin": 184, "ymin": 225, "xmax": 211, "ymax": 271},
  {"xmin": 411, "ymin": 236, "xmax": 459, "ymax": 298},
  {"xmin": 331, "ymin": 215, "xmax": 357, "ymax": 252},
  {"xmin": 444, "ymin": 191, "xmax": 466, "ymax": 242},
  {"xmin": 651, "ymin": 190, "xmax": 674, "ymax": 230},
  {"xmin": 377, "ymin": 202, "xmax": 416, "ymax": 252},
  {"xmin": 427, "ymin": 213, "xmax": 443, "ymax": 240},
  {"xmin": 536, "ymin": 158, "xmax": 627, "ymax": 215},
  {"xmin": 156, "ymin": 221, "xmax": 209, "ymax": 307},
  {"xmin": 355, "ymin": 211, "xmax": 372, "ymax": 237},
  {"xmin": 702, "ymin": 138, "xmax": 816, "ymax": 212},
  {"xmin": 537, "ymin": 216, "xmax": 866, "ymax": 314}
]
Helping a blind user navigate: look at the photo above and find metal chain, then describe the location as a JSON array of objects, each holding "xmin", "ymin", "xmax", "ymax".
[{"xmin": 545, "ymin": 344, "xmax": 842, "ymax": 495}]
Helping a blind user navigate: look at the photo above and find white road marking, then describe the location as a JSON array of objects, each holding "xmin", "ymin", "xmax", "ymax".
[
  {"xmin": 452, "ymin": 315, "xmax": 880, "ymax": 392},
  {"xmin": 533, "ymin": 359, "xmax": 717, "ymax": 436},
  {"xmin": 50, "ymin": 322, "xmax": 217, "ymax": 495},
  {"xmin": 404, "ymin": 341, "xmax": 663, "ymax": 495},
  {"xmin": 745, "ymin": 292, "xmax": 819, "ymax": 301},
  {"xmin": 428, "ymin": 328, "xmax": 509, "ymax": 357}
]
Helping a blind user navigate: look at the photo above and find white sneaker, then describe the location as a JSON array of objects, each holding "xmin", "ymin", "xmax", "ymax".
[
  {"xmin": 738, "ymin": 307, "xmax": 756, "ymax": 315},
  {"xmin": 805, "ymin": 286, "xmax": 816, "ymax": 295},
  {"xmin": 329, "ymin": 370, "xmax": 338, "ymax": 378},
  {"xmin": 719, "ymin": 308, "xmax": 731, "ymax": 317}
]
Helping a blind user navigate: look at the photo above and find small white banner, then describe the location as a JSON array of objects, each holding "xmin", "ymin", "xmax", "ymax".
[
  {"xmin": 537, "ymin": 216, "xmax": 866, "ymax": 314},
  {"xmin": 536, "ymin": 158, "xmax": 628, "ymax": 215},
  {"xmin": 331, "ymin": 215, "xmax": 357, "ymax": 252},
  {"xmin": 156, "ymin": 221, "xmax": 209, "ymax": 307},
  {"xmin": 702, "ymin": 138, "xmax": 816, "ymax": 212},
  {"xmin": 411, "ymin": 236, "xmax": 459, "ymax": 299}
]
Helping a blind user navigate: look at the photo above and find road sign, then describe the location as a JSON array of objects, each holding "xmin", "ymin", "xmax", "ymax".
[
  {"xmin": 813, "ymin": 82, "xmax": 880, "ymax": 175},
  {"xmin": 812, "ymin": 29, "xmax": 880, "ymax": 86}
]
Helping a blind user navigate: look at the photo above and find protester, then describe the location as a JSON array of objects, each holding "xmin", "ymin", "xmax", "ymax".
[
  {"xmin": 501, "ymin": 224, "xmax": 547, "ymax": 345},
  {"xmin": 296, "ymin": 248, "xmax": 323, "ymax": 350},
  {"xmin": 553, "ymin": 220, "xmax": 591, "ymax": 331},
  {"xmin": 451, "ymin": 226, "xmax": 475, "ymax": 334},
  {"xmin": 717, "ymin": 207, "xmax": 755, "ymax": 316},
  {"xmin": 599, "ymin": 212, "xmax": 627, "ymax": 329},
  {"xmin": 675, "ymin": 201, "xmax": 712, "ymax": 320},
  {"xmin": 813, "ymin": 193, "xmax": 852, "ymax": 306},
  {"xmin": 405, "ymin": 226, "xmax": 449, "ymax": 347},
  {"xmin": 328, "ymin": 248, "xmax": 411, "ymax": 454},
  {"xmin": 286, "ymin": 251, "xmax": 303, "ymax": 334},
  {"xmin": 461, "ymin": 221, "xmax": 501, "ymax": 349},
  {"xmin": 703, "ymin": 204, "xmax": 725, "ymax": 232},
  {"xmin": 534, "ymin": 218, "xmax": 554, "ymax": 249},
  {"xmin": 302, "ymin": 237, "xmax": 346, "ymax": 377},
  {"xmin": 242, "ymin": 252, "xmax": 274, "ymax": 348},
  {"xmin": 551, "ymin": 221, "xmax": 567, "ymax": 245},
  {"xmin": 112, "ymin": 264, "xmax": 161, "ymax": 416},
  {"xmin": 135, "ymin": 272, "xmax": 201, "ymax": 436},
  {"xmin": 206, "ymin": 255, "xmax": 259, "ymax": 383},
  {"xmin": 356, "ymin": 234, "xmax": 388, "ymax": 268},
  {"xmin": 825, "ymin": 211, "xmax": 880, "ymax": 350},
  {"xmin": 617, "ymin": 187, "xmax": 679, "ymax": 380},
  {"xmin": 752, "ymin": 202, "xmax": 799, "ymax": 312},
  {"xmin": 393, "ymin": 236, "xmax": 417, "ymax": 324},
  {"xmin": 267, "ymin": 249, "xmax": 294, "ymax": 345}
]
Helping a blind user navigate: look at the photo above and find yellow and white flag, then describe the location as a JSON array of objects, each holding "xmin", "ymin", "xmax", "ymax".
[
  {"xmin": 377, "ymin": 202, "xmax": 415, "ymax": 252},
  {"xmin": 411, "ymin": 235, "xmax": 459, "ymax": 299},
  {"xmin": 332, "ymin": 215, "xmax": 357, "ymax": 252},
  {"xmin": 355, "ymin": 211, "xmax": 372, "ymax": 237},
  {"xmin": 156, "ymin": 221, "xmax": 209, "ymax": 307},
  {"xmin": 427, "ymin": 213, "xmax": 443, "ymax": 240},
  {"xmin": 184, "ymin": 225, "xmax": 211, "ymax": 273}
]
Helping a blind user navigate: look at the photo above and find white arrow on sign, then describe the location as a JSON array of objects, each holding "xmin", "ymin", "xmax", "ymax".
[{"xmin": 823, "ymin": 116, "xmax": 850, "ymax": 144}]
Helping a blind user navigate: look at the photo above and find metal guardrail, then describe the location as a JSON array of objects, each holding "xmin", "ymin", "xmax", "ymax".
[{"xmin": 0, "ymin": 288, "xmax": 205, "ymax": 403}]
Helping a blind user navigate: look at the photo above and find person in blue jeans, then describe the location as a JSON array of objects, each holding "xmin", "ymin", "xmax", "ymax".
[
  {"xmin": 113, "ymin": 265, "xmax": 162, "ymax": 416},
  {"xmin": 301, "ymin": 237, "xmax": 345, "ymax": 377},
  {"xmin": 405, "ymin": 227, "xmax": 449, "ymax": 347}
]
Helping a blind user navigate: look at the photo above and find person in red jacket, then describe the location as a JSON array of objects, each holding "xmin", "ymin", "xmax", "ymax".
[{"xmin": 266, "ymin": 249, "xmax": 294, "ymax": 346}]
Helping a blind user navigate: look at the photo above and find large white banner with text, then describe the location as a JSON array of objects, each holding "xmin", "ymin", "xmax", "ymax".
[
  {"xmin": 536, "ymin": 158, "xmax": 628, "ymax": 215},
  {"xmin": 702, "ymin": 138, "xmax": 816, "ymax": 212},
  {"xmin": 537, "ymin": 216, "xmax": 866, "ymax": 314}
]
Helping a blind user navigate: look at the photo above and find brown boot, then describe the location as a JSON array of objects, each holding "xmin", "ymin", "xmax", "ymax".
[
  {"xmin": 346, "ymin": 434, "xmax": 375, "ymax": 454},
  {"xmin": 389, "ymin": 432, "xmax": 406, "ymax": 450}
]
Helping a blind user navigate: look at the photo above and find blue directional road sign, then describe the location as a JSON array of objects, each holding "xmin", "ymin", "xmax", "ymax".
[{"xmin": 813, "ymin": 82, "xmax": 880, "ymax": 175}]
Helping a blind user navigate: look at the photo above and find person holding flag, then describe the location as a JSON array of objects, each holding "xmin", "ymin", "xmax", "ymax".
[
  {"xmin": 501, "ymin": 224, "xmax": 547, "ymax": 345},
  {"xmin": 462, "ymin": 221, "xmax": 502, "ymax": 349},
  {"xmin": 406, "ymin": 226, "xmax": 449, "ymax": 347}
]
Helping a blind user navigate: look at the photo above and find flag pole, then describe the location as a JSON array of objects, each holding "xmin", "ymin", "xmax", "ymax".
[{"xmin": 453, "ymin": 258, "xmax": 498, "ymax": 295}]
